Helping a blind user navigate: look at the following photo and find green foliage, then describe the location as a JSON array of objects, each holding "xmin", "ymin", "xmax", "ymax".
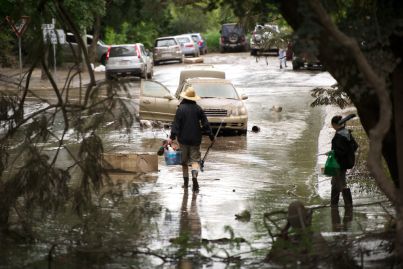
[
  {"xmin": 104, "ymin": 22, "xmax": 129, "ymax": 44},
  {"xmin": 105, "ymin": 21, "xmax": 159, "ymax": 49},
  {"xmin": 0, "ymin": 30, "xmax": 16, "ymax": 67},
  {"xmin": 64, "ymin": 0, "xmax": 106, "ymax": 30},
  {"xmin": 167, "ymin": 4, "xmax": 210, "ymax": 34},
  {"xmin": 128, "ymin": 21, "xmax": 159, "ymax": 49},
  {"xmin": 8, "ymin": 145, "xmax": 70, "ymax": 214},
  {"xmin": 204, "ymin": 30, "xmax": 220, "ymax": 52}
]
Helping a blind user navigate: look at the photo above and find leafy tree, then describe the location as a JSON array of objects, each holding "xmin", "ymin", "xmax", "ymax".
[{"xmin": 0, "ymin": 0, "xmax": 135, "ymax": 235}]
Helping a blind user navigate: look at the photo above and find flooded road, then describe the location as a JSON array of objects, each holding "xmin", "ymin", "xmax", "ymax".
[
  {"xmin": 98, "ymin": 53, "xmax": 391, "ymax": 267},
  {"xmin": 1, "ymin": 53, "xmax": 393, "ymax": 268}
]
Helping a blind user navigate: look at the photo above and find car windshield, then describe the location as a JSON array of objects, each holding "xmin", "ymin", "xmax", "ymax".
[
  {"xmin": 222, "ymin": 24, "xmax": 245, "ymax": 35},
  {"xmin": 156, "ymin": 39, "xmax": 176, "ymax": 47},
  {"xmin": 191, "ymin": 35, "xmax": 200, "ymax": 42},
  {"xmin": 109, "ymin": 46, "xmax": 137, "ymax": 57},
  {"xmin": 191, "ymin": 83, "xmax": 239, "ymax": 99},
  {"xmin": 177, "ymin": 37, "xmax": 191, "ymax": 44}
]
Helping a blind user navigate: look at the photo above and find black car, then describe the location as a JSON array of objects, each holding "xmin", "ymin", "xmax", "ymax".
[{"xmin": 219, "ymin": 23, "xmax": 248, "ymax": 52}]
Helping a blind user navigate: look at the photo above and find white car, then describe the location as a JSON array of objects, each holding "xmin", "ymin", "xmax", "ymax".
[
  {"xmin": 105, "ymin": 43, "xmax": 151, "ymax": 80},
  {"xmin": 139, "ymin": 69, "xmax": 248, "ymax": 135},
  {"xmin": 174, "ymin": 34, "xmax": 200, "ymax": 57}
]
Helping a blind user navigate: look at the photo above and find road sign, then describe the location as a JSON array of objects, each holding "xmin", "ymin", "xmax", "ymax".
[
  {"xmin": 56, "ymin": 29, "xmax": 66, "ymax": 44},
  {"xmin": 41, "ymin": 23, "xmax": 54, "ymax": 30},
  {"xmin": 50, "ymin": 31, "xmax": 58, "ymax": 45},
  {"xmin": 5, "ymin": 16, "xmax": 30, "ymax": 38},
  {"xmin": 42, "ymin": 28, "xmax": 66, "ymax": 44}
]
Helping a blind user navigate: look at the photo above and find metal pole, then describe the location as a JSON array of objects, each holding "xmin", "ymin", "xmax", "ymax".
[
  {"xmin": 53, "ymin": 43, "xmax": 57, "ymax": 76},
  {"xmin": 52, "ymin": 18, "xmax": 56, "ymax": 77},
  {"xmin": 18, "ymin": 36, "xmax": 22, "ymax": 81}
]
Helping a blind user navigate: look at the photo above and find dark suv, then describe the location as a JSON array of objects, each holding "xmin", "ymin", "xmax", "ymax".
[{"xmin": 219, "ymin": 23, "xmax": 248, "ymax": 52}]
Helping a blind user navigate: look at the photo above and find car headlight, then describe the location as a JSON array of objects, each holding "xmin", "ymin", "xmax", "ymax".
[
  {"xmin": 229, "ymin": 106, "xmax": 247, "ymax": 116},
  {"xmin": 229, "ymin": 107, "xmax": 239, "ymax": 116},
  {"xmin": 239, "ymin": 107, "xmax": 247, "ymax": 115}
]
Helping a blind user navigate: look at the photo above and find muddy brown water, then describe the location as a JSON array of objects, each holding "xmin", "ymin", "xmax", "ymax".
[{"xmin": 0, "ymin": 53, "xmax": 393, "ymax": 268}]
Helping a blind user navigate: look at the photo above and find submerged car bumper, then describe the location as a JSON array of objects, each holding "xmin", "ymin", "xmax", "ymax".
[
  {"xmin": 207, "ymin": 115, "xmax": 248, "ymax": 130},
  {"xmin": 105, "ymin": 67, "xmax": 143, "ymax": 75},
  {"xmin": 153, "ymin": 52, "xmax": 183, "ymax": 62}
]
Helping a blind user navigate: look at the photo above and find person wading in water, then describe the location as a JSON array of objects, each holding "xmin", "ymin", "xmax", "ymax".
[
  {"xmin": 168, "ymin": 87, "xmax": 214, "ymax": 192},
  {"xmin": 329, "ymin": 115, "xmax": 358, "ymax": 208}
]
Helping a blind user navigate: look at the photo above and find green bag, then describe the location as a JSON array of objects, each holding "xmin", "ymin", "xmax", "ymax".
[{"xmin": 324, "ymin": 150, "xmax": 340, "ymax": 176}]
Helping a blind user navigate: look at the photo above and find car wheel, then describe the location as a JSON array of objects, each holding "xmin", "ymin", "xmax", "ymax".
[
  {"xmin": 105, "ymin": 72, "xmax": 112, "ymax": 80},
  {"xmin": 147, "ymin": 69, "xmax": 153, "ymax": 79},
  {"xmin": 100, "ymin": 54, "xmax": 107, "ymax": 66},
  {"xmin": 141, "ymin": 70, "xmax": 146, "ymax": 79},
  {"xmin": 154, "ymin": 61, "xmax": 159, "ymax": 66},
  {"xmin": 292, "ymin": 60, "xmax": 301, "ymax": 70}
]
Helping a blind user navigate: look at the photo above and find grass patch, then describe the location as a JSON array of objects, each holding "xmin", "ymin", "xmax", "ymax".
[{"xmin": 347, "ymin": 117, "xmax": 385, "ymax": 195}]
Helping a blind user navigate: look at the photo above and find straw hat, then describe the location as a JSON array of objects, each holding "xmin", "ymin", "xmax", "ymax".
[{"xmin": 180, "ymin": 87, "xmax": 200, "ymax": 101}]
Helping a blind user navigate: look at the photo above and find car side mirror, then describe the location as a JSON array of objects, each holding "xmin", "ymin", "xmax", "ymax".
[
  {"xmin": 219, "ymin": 30, "xmax": 222, "ymax": 34},
  {"xmin": 164, "ymin": 94, "xmax": 173, "ymax": 100},
  {"xmin": 241, "ymin": 94, "xmax": 248, "ymax": 100}
]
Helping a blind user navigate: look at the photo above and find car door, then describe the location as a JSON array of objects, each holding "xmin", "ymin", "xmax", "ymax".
[{"xmin": 139, "ymin": 80, "xmax": 178, "ymax": 122}]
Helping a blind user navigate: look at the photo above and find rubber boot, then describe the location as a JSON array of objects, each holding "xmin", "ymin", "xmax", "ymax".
[
  {"xmin": 330, "ymin": 187, "xmax": 340, "ymax": 208},
  {"xmin": 342, "ymin": 188, "xmax": 353, "ymax": 208},
  {"xmin": 191, "ymin": 170, "xmax": 199, "ymax": 192},
  {"xmin": 331, "ymin": 207, "xmax": 341, "ymax": 232},
  {"xmin": 183, "ymin": 177, "xmax": 189, "ymax": 188}
]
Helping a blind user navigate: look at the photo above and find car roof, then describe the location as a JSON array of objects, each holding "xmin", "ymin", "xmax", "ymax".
[
  {"xmin": 177, "ymin": 69, "xmax": 226, "ymax": 93},
  {"xmin": 185, "ymin": 77, "xmax": 232, "ymax": 84},
  {"xmin": 174, "ymin": 34, "xmax": 193, "ymax": 40},
  {"xmin": 109, "ymin": 44, "xmax": 141, "ymax": 47},
  {"xmin": 156, "ymin": 36, "xmax": 176, "ymax": 40},
  {"xmin": 185, "ymin": 64, "xmax": 215, "ymax": 69},
  {"xmin": 179, "ymin": 69, "xmax": 225, "ymax": 84}
]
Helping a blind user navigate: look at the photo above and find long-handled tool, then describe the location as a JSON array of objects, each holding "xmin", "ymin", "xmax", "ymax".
[
  {"xmin": 200, "ymin": 121, "xmax": 223, "ymax": 172},
  {"xmin": 338, "ymin": 113, "xmax": 356, "ymax": 125}
]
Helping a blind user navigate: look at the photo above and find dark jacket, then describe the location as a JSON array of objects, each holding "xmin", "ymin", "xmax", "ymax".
[
  {"xmin": 170, "ymin": 99, "xmax": 213, "ymax": 146},
  {"xmin": 331, "ymin": 128, "xmax": 358, "ymax": 169}
]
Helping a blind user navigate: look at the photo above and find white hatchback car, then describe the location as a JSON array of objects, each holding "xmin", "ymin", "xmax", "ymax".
[
  {"xmin": 174, "ymin": 34, "xmax": 200, "ymax": 57},
  {"xmin": 105, "ymin": 43, "xmax": 151, "ymax": 80}
]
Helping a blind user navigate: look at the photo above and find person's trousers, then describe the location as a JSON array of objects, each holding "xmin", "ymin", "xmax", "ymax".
[{"xmin": 331, "ymin": 169, "xmax": 347, "ymax": 207}]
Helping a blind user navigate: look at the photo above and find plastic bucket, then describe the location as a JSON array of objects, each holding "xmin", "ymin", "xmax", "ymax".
[{"xmin": 164, "ymin": 150, "xmax": 182, "ymax": 165}]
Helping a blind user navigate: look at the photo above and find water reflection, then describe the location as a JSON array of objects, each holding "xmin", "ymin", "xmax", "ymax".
[
  {"xmin": 178, "ymin": 189, "xmax": 201, "ymax": 269},
  {"xmin": 331, "ymin": 207, "xmax": 353, "ymax": 232}
]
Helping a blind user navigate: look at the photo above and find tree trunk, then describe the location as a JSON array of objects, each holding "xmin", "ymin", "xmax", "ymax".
[
  {"xmin": 391, "ymin": 36, "xmax": 403, "ymax": 259},
  {"xmin": 40, "ymin": 46, "xmax": 49, "ymax": 80},
  {"xmin": 89, "ymin": 15, "xmax": 101, "ymax": 64}
]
